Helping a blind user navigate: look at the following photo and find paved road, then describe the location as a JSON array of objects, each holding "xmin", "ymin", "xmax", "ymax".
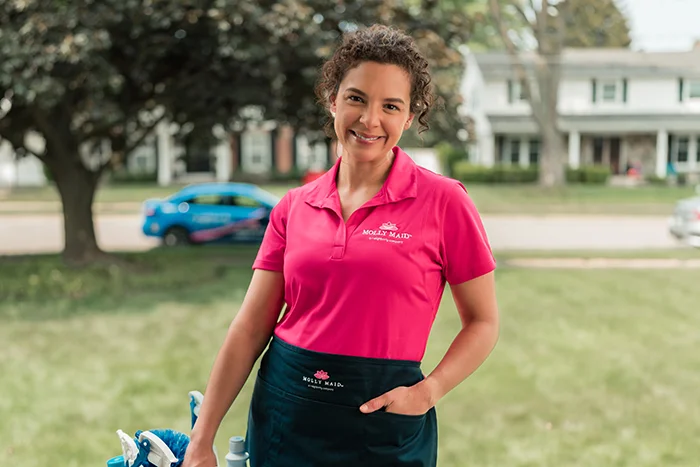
[{"xmin": 0, "ymin": 213, "xmax": 680, "ymax": 255}]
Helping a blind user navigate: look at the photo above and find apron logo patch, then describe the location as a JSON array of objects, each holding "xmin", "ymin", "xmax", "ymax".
[{"xmin": 302, "ymin": 370, "xmax": 344, "ymax": 391}]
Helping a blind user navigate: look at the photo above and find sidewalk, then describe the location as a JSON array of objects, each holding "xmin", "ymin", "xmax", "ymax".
[{"xmin": 504, "ymin": 257, "xmax": 700, "ymax": 269}]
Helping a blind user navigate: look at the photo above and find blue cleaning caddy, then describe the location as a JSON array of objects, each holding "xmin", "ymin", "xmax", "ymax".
[{"xmin": 106, "ymin": 390, "xmax": 249, "ymax": 467}]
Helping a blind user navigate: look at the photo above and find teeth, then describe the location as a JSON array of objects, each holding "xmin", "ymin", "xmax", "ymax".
[{"xmin": 353, "ymin": 131, "xmax": 380, "ymax": 141}]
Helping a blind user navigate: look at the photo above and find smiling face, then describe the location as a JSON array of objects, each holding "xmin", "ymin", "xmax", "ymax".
[{"xmin": 329, "ymin": 61, "xmax": 414, "ymax": 163}]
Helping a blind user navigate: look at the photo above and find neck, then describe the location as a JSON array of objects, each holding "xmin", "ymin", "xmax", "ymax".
[{"xmin": 336, "ymin": 148, "xmax": 395, "ymax": 192}]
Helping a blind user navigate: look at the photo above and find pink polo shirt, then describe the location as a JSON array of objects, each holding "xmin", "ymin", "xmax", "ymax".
[{"xmin": 253, "ymin": 146, "xmax": 495, "ymax": 362}]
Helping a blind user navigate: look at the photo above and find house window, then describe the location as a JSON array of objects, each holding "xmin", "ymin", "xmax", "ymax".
[
  {"xmin": 602, "ymin": 82, "xmax": 617, "ymax": 102},
  {"xmin": 688, "ymin": 80, "xmax": 700, "ymax": 99},
  {"xmin": 497, "ymin": 137, "xmax": 522, "ymax": 165},
  {"xmin": 528, "ymin": 139, "xmax": 540, "ymax": 165},
  {"xmin": 593, "ymin": 79, "xmax": 627, "ymax": 103},
  {"xmin": 508, "ymin": 139, "xmax": 520, "ymax": 164},
  {"xmin": 243, "ymin": 130, "xmax": 271, "ymax": 172},
  {"xmin": 672, "ymin": 136, "xmax": 690, "ymax": 164},
  {"xmin": 310, "ymin": 141, "xmax": 328, "ymax": 169},
  {"xmin": 593, "ymin": 138, "xmax": 604, "ymax": 164},
  {"xmin": 250, "ymin": 134, "xmax": 266, "ymax": 164},
  {"xmin": 508, "ymin": 80, "xmax": 527, "ymax": 103}
]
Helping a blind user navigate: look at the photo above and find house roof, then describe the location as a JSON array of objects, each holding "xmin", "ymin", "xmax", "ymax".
[{"xmin": 474, "ymin": 48, "xmax": 700, "ymax": 79}]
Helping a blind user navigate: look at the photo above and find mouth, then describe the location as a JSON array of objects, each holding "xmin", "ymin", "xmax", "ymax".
[{"xmin": 349, "ymin": 130, "xmax": 383, "ymax": 143}]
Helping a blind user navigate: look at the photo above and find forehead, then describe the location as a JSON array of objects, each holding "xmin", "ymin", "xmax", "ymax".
[{"xmin": 339, "ymin": 61, "xmax": 411, "ymax": 97}]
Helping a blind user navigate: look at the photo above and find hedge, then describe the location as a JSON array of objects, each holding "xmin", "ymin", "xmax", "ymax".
[{"xmin": 453, "ymin": 162, "xmax": 611, "ymax": 185}]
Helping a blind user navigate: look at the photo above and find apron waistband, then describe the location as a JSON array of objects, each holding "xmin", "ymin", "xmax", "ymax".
[{"xmin": 258, "ymin": 336, "xmax": 425, "ymax": 407}]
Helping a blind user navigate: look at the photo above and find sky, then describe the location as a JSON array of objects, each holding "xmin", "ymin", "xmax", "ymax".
[{"xmin": 620, "ymin": 0, "xmax": 700, "ymax": 51}]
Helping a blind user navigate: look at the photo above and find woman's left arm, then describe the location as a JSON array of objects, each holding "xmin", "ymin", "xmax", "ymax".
[{"xmin": 360, "ymin": 271, "xmax": 499, "ymax": 415}]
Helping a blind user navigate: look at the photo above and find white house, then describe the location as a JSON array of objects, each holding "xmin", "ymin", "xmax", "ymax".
[
  {"xmin": 460, "ymin": 44, "xmax": 700, "ymax": 178},
  {"xmin": 0, "ymin": 121, "xmax": 333, "ymax": 188}
]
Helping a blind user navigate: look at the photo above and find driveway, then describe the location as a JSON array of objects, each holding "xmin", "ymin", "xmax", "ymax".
[{"xmin": 0, "ymin": 213, "xmax": 680, "ymax": 255}]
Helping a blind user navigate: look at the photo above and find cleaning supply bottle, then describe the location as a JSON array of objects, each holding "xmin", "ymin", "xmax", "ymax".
[{"xmin": 225, "ymin": 436, "xmax": 249, "ymax": 467}]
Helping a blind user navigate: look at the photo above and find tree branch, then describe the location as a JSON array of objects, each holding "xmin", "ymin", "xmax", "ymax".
[
  {"xmin": 123, "ymin": 112, "xmax": 167, "ymax": 155},
  {"xmin": 512, "ymin": 3, "xmax": 534, "ymax": 30},
  {"xmin": 31, "ymin": 107, "xmax": 71, "ymax": 152},
  {"xmin": 81, "ymin": 117, "xmax": 127, "ymax": 142},
  {"xmin": 488, "ymin": 0, "xmax": 544, "ymax": 124},
  {"xmin": 0, "ymin": 129, "xmax": 47, "ymax": 163},
  {"xmin": 536, "ymin": 0, "xmax": 549, "ymax": 47}
]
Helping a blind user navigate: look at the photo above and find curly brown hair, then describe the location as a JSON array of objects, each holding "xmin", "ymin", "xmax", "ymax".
[{"xmin": 315, "ymin": 24, "xmax": 436, "ymax": 138}]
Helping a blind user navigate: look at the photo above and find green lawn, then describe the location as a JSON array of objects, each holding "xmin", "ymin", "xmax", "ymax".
[
  {"xmin": 2, "ymin": 247, "xmax": 700, "ymax": 466},
  {"xmin": 1, "ymin": 182, "xmax": 697, "ymax": 215},
  {"xmin": 0, "ymin": 182, "xmax": 298, "ymax": 204},
  {"xmin": 495, "ymin": 248, "xmax": 700, "ymax": 261},
  {"xmin": 463, "ymin": 184, "xmax": 697, "ymax": 215}
]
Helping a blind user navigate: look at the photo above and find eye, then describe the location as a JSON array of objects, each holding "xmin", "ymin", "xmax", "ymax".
[
  {"xmin": 348, "ymin": 95, "xmax": 364, "ymax": 103},
  {"xmin": 385, "ymin": 104, "xmax": 400, "ymax": 111}
]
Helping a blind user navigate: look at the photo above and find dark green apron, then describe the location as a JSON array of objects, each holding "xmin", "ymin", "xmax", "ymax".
[{"xmin": 246, "ymin": 336, "xmax": 438, "ymax": 466}]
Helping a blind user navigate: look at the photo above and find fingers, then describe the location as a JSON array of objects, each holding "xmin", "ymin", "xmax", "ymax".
[
  {"xmin": 360, "ymin": 395, "xmax": 387, "ymax": 413},
  {"xmin": 361, "ymin": 387, "xmax": 403, "ymax": 413}
]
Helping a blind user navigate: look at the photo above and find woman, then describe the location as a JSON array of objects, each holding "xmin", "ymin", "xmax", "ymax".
[{"xmin": 183, "ymin": 24, "xmax": 499, "ymax": 467}]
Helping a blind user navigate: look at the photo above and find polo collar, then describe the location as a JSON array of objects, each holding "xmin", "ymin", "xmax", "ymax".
[{"xmin": 304, "ymin": 146, "xmax": 418, "ymax": 209}]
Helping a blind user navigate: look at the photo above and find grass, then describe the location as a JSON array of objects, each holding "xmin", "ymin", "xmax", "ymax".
[
  {"xmin": 462, "ymin": 184, "xmax": 698, "ymax": 216},
  {"xmin": 0, "ymin": 182, "xmax": 298, "ymax": 204},
  {"xmin": 494, "ymin": 248, "xmax": 700, "ymax": 261},
  {"xmin": 1, "ymin": 182, "xmax": 697, "ymax": 215},
  {"xmin": 2, "ymin": 247, "xmax": 700, "ymax": 466}
]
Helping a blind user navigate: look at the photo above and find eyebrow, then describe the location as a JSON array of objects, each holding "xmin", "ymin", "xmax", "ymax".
[{"xmin": 344, "ymin": 87, "xmax": 406, "ymax": 105}]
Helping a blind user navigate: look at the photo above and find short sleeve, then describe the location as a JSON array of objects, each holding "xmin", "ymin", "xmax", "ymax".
[
  {"xmin": 440, "ymin": 182, "xmax": 496, "ymax": 285},
  {"xmin": 252, "ymin": 192, "xmax": 291, "ymax": 272}
]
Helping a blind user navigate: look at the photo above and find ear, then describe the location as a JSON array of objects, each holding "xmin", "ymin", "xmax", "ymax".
[
  {"xmin": 404, "ymin": 114, "xmax": 415, "ymax": 130},
  {"xmin": 329, "ymin": 94, "xmax": 337, "ymax": 117}
]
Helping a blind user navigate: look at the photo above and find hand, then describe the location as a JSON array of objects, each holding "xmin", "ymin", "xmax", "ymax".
[
  {"xmin": 359, "ymin": 379, "xmax": 438, "ymax": 416},
  {"xmin": 181, "ymin": 441, "xmax": 218, "ymax": 467}
]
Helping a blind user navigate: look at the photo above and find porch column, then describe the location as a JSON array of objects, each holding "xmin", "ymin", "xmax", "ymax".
[
  {"xmin": 156, "ymin": 121, "xmax": 173, "ymax": 186},
  {"xmin": 568, "ymin": 130, "xmax": 581, "ymax": 169},
  {"xmin": 656, "ymin": 129, "xmax": 668, "ymax": 178},
  {"xmin": 215, "ymin": 137, "xmax": 231, "ymax": 182},
  {"xmin": 620, "ymin": 137, "xmax": 629, "ymax": 173},
  {"xmin": 481, "ymin": 133, "xmax": 495, "ymax": 167},
  {"xmin": 689, "ymin": 135, "xmax": 698, "ymax": 172},
  {"xmin": 0, "ymin": 139, "xmax": 15, "ymax": 188},
  {"xmin": 519, "ymin": 137, "xmax": 529, "ymax": 167}
]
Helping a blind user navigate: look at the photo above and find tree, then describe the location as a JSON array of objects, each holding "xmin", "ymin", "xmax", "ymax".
[
  {"xmin": 560, "ymin": 0, "xmax": 631, "ymax": 48},
  {"xmin": 0, "ymin": 0, "xmax": 470, "ymax": 265},
  {"xmin": 487, "ymin": 0, "xmax": 631, "ymax": 186}
]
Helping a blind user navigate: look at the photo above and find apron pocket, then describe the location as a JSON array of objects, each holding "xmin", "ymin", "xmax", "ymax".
[
  {"xmin": 254, "ymin": 376, "xmax": 365, "ymax": 466},
  {"xmin": 364, "ymin": 409, "xmax": 436, "ymax": 466}
]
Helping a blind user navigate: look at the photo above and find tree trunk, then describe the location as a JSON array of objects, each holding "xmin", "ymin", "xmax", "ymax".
[
  {"xmin": 46, "ymin": 155, "xmax": 104, "ymax": 265},
  {"xmin": 539, "ymin": 126, "xmax": 567, "ymax": 187}
]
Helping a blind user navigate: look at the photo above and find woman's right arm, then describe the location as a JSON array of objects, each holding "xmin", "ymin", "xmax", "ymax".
[{"xmin": 182, "ymin": 268, "xmax": 285, "ymax": 466}]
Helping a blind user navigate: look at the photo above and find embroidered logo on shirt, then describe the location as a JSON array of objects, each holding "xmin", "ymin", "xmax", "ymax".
[
  {"xmin": 379, "ymin": 222, "xmax": 399, "ymax": 231},
  {"xmin": 302, "ymin": 370, "xmax": 344, "ymax": 391},
  {"xmin": 362, "ymin": 222, "xmax": 413, "ymax": 244}
]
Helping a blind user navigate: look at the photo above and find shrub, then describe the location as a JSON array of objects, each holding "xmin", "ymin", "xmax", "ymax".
[
  {"xmin": 566, "ymin": 165, "xmax": 611, "ymax": 185},
  {"xmin": 435, "ymin": 142, "xmax": 469, "ymax": 177},
  {"xmin": 110, "ymin": 170, "xmax": 158, "ymax": 184},
  {"xmin": 645, "ymin": 174, "xmax": 667, "ymax": 186},
  {"xmin": 454, "ymin": 163, "xmax": 611, "ymax": 185},
  {"xmin": 452, "ymin": 162, "xmax": 538, "ymax": 184},
  {"xmin": 452, "ymin": 161, "xmax": 495, "ymax": 183}
]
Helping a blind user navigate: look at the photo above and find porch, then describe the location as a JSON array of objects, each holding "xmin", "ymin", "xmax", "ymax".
[{"xmin": 484, "ymin": 114, "xmax": 700, "ymax": 178}]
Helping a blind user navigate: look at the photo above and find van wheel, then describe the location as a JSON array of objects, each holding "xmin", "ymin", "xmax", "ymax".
[{"xmin": 163, "ymin": 227, "xmax": 190, "ymax": 247}]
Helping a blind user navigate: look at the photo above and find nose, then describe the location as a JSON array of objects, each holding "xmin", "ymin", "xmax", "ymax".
[{"xmin": 359, "ymin": 105, "xmax": 380, "ymax": 129}]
